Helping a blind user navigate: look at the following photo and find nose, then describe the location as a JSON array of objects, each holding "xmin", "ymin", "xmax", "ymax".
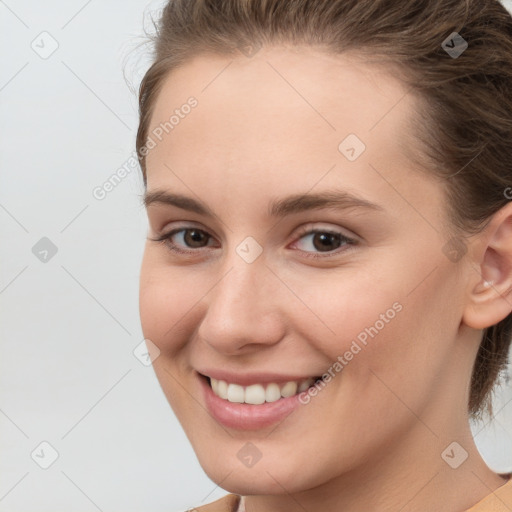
[{"xmin": 197, "ymin": 252, "xmax": 286, "ymax": 355}]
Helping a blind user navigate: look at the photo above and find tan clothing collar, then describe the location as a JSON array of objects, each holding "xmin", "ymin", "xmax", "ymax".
[{"xmin": 192, "ymin": 493, "xmax": 241, "ymax": 512}]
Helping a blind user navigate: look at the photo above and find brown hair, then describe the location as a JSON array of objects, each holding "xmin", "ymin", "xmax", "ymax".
[{"xmin": 136, "ymin": 0, "xmax": 512, "ymax": 420}]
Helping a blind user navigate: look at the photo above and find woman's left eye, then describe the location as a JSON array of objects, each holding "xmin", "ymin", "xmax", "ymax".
[{"xmin": 291, "ymin": 229, "xmax": 357, "ymax": 257}]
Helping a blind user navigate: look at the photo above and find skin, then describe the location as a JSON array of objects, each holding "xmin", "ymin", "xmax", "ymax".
[{"xmin": 138, "ymin": 47, "xmax": 512, "ymax": 511}]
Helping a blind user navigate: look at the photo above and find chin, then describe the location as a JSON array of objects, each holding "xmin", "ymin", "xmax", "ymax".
[
  {"xmin": 196, "ymin": 449, "xmax": 323, "ymax": 496},
  {"xmin": 204, "ymin": 466, "xmax": 298, "ymax": 495}
]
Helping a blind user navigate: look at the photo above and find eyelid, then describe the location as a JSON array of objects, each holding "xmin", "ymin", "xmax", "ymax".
[{"xmin": 291, "ymin": 222, "xmax": 358, "ymax": 243}]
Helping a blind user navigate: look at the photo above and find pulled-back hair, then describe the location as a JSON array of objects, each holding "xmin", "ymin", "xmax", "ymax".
[{"xmin": 136, "ymin": 0, "xmax": 512, "ymax": 420}]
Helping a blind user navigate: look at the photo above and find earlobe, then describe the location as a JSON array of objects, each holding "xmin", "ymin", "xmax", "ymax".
[{"xmin": 462, "ymin": 205, "xmax": 512, "ymax": 330}]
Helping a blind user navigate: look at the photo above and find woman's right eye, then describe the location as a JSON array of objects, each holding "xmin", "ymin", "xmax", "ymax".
[{"xmin": 150, "ymin": 227, "xmax": 217, "ymax": 254}]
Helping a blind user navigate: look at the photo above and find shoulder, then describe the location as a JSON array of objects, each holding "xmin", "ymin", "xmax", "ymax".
[
  {"xmin": 465, "ymin": 474, "xmax": 512, "ymax": 512},
  {"xmin": 183, "ymin": 493, "xmax": 241, "ymax": 512}
]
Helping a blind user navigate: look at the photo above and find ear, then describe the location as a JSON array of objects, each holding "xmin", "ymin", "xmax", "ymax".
[{"xmin": 463, "ymin": 202, "xmax": 512, "ymax": 330}]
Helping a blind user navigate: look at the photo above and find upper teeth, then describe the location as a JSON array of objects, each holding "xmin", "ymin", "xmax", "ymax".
[{"xmin": 210, "ymin": 377, "xmax": 316, "ymax": 404}]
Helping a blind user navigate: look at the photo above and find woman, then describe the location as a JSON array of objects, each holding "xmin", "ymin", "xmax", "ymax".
[{"xmin": 136, "ymin": 0, "xmax": 512, "ymax": 510}]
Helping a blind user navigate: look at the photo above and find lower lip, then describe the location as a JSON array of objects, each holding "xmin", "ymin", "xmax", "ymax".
[{"xmin": 199, "ymin": 374, "xmax": 305, "ymax": 430}]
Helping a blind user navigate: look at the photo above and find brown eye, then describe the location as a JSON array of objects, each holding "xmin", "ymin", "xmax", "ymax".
[
  {"xmin": 311, "ymin": 232, "xmax": 343, "ymax": 252},
  {"xmin": 294, "ymin": 230, "xmax": 354, "ymax": 255},
  {"xmin": 151, "ymin": 227, "xmax": 216, "ymax": 254},
  {"xmin": 182, "ymin": 229, "xmax": 210, "ymax": 248}
]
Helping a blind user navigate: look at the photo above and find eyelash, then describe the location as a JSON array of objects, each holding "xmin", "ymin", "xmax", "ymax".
[{"xmin": 150, "ymin": 224, "xmax": 358, "ymax": 259}]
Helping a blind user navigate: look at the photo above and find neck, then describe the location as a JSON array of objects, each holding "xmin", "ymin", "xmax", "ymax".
[{"xmin": 245, "ymin": 413, "xmax": 508, "ymax": 512}]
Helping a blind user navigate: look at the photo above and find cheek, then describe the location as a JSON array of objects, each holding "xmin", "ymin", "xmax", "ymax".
[
  {"xmin": 138, "ymin": 251, "xmax": 200, "ymax": 352},
  {"xmin": 283, "ymin": 266, "xmax": 405, "ymax": 356},
  {"xmin": 291, "ymin": 261, "xmax": 460, "ymax": 396},
  {"xmin": 138, "ymin": 252, "xmax": 206, "ymax": 415}
]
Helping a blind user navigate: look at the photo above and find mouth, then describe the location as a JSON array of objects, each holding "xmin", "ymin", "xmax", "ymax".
[
  {"xmin": 197, "ymin": 370, "xmax": 331, "ymax": 430},
  {"xmin": 202, "ymin": 374, "xmax": 323, "ymax": 404}
]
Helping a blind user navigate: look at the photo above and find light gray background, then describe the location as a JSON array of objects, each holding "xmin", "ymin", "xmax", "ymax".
[{"xmin": 1, "ymin": 1, "xmax": 511, "ymax": 511}]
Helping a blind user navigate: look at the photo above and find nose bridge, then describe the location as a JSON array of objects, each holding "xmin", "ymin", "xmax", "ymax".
[{"xmin": 198, "ymin": 245, "xmax": 283, "ymax": 352}]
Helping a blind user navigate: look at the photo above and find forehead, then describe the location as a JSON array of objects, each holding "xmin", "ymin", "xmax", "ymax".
[
  {"xmin": 144, "ymin": 47, "xmax": 433, "ymax": 215},
  {"xmin": 147, "ymin": 47, "xmax": 415, "ymax": 160}
]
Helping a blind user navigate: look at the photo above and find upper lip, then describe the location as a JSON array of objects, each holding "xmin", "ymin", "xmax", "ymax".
[{"xmin": 197, "ymin": 369, "xmax": 320, "ymax": 386}]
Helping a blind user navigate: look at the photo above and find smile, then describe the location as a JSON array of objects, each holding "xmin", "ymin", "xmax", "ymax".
[
  {"xmin": 198, "ymin": 371, "xmax": 328, "ymax": 429},
  {"xmin": 208, "ymin": 376, "xmax": 321, "ymax": 404}
]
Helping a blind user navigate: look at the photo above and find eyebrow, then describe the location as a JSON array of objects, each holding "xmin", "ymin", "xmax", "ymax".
[{"xmin": 142, "ymin": 189, "xmax": 384, "ymax": 217}]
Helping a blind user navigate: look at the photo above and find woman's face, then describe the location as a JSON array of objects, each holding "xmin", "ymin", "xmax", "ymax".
[{"xmin": 139, "ymin": 47, "xmax": 476, "ymax": 494}]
